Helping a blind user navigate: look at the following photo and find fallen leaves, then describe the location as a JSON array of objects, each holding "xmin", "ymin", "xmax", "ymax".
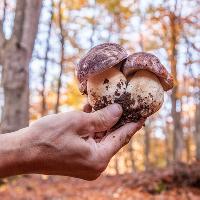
[{"xmin": 0, "ymin": 163, "xmax": 200, "ymax": 200}]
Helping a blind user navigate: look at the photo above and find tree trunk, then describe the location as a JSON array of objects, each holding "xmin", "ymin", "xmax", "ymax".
[
  {"xmin": 195, "ymin": 78, "xmax": 200, "ymax": 161},
  {"xmin": 144, "ymin": 125, "xmax": 150, "ymax": 170},
  {"xmin": 0, "ymin": 0, "xmax": 42, "ymax": 133},
  {"xmin": 41, "ymin": 0, "xmax": 53, "ymax": 116},
  {"xmin": 164, "ymin": 122, "xmax": 171, "ymax": 166},
  {"xmin": 171, "ymin": 87, "xmax": 183, "ymax": 162},
  {"xmin": 169, "ymin": 12, "xmax": 183, "ymax": 162},
  {"xmin": 114, "ymin": 156, "xmax": 120, "ymax": 175},
  {"xmin": 128, "ymin": 139, "xmax": 136, "ymax": 172},
  {"xmin": 55, "ymin": 0, "xmax": 64, "ymax": 113}
]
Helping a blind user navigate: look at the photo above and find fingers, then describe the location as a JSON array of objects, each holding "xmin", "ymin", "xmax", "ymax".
[
  {"xmin": 83, "ymin": 103, "xmax": 92, "ymax": 113},
  {"xmin": 99, "ymin": 118, "xmax": 145, "ymax": 159},
  {"xmin": 88, "ymin": 104, "xmax": 123, "ymax": 132}
]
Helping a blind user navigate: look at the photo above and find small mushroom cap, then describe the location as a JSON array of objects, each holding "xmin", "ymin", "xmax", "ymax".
[
  {"xmin": 77, "ymin": 43, "xmax": 128, "ymax": 93},
  {"xmin": 122, "ymin": 52, "xmax": 174, "ymax": 91}
]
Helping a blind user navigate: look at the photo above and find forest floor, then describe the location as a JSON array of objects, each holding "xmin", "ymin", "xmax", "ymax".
[{"xmin": 0, "ymin": 163, "xmax": 200, "ymax": 200}]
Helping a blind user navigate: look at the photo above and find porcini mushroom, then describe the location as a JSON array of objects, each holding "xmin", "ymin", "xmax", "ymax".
[
  {"xmin": 76, "ymin": 43, "xmax": 128, "ymax": 110},
  {"xmin": 121, "ymin": 52, "xmax": 174, "ymax": 123},
  {"xmin": 76, "ymin": 43, "xmax": 174, "ymax": 128}
]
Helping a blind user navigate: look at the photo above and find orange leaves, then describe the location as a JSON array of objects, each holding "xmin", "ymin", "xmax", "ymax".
[
  {"xmin": 64, "ymin": 0, "xmax": 87, "ymax": 10},
  {"xmin": 53, "ymin": 0, "xmax": 87, "ymax": 24},
  {"xmin": 1, "ymin": 169, "xmax": 200, "ymax": 200},
  {"xmin": 55, "ymin": 0, "xmax": 87, "ymax": 11}
]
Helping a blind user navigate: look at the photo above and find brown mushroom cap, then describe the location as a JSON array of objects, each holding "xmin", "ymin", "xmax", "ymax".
[
  {"xmin": 76, "ymin": 43, "xmax": 128, "ymax": 93},
  {"xmin": 122, "ymin": 52, "xmax": 174, "ymax": 91}
]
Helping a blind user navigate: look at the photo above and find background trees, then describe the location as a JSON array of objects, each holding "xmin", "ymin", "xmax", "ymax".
[
  {"xmin": 0, "ymin": 0, "xmax": 199, "ymax": 172},
  {"xmin": 0, "ymin": 0, "xmax": 42, "ymax": 133}
]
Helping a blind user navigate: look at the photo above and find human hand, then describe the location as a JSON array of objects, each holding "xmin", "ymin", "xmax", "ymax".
[{"xmin": 0, "ymin": 104, "xmax": 145, "ymax": 180}]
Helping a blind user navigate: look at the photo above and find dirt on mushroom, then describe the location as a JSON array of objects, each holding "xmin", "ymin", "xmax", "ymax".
[{"xmin": 76, "ymin": 43, "xmax": 174, "ymax": 128}]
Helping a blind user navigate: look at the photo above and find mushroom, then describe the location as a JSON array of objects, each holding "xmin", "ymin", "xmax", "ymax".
[
  {"xmin": 121, "ymin": 52, "xmax": 174, "ymax": 123},
  {"xmin": 76, "ymin": 43, "xmax": 128, "ymax": 110},
  {"xmin": 87, "ymin": 67, "xmax": 127, "ymax": 110},
  {"xmin": 76, "ymin": 43, "xmax": 173, "ymax": 128}
]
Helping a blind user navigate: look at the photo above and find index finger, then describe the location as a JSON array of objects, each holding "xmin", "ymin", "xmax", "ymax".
[{"xmin": 99, "ymin": 119, "xmax": 145, "ymax": 159}]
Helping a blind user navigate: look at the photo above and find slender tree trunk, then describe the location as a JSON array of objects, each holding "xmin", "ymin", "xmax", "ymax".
[
  {"xmin": 185, "ymin": 136, "xmax": 191, "ymax": 163},
  {"xmin": 41, "ymin": 0, "xmax": 53, "ymax": 116},
  {"xmin": 169, "ymin": 12, "xmax": 183, "ymax": 162},
  {"xmin": 195, "ymin": 78, "xmax": 200, "ymax": 161},
  {"xmin": 186, "ymin": 93, "xmax": 191, "ymax": 163},
  {"xmin": 0, "ymin": 0, "xmax": 42, "ymax": 133},
  {"xmin": 55, "ymin": 0, "xmax": 64, "ymax": 113},
  {"xmin": 144, "ymin": 125, "xmax": 150, "ymax": 170},
  {"xmin": 128, "ymin": 139, "xmax": 136, "ymax": 172},
  {"xmin": 115, "ymin": 156, "xmax": 120, "ymax": 175},
  {"xmin": 165, "ymin": 122, "xmax": 171, "ymax": 166}
]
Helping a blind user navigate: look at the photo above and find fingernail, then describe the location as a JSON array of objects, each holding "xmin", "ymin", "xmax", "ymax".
[{"xmin": 107, "ymin": 104, "xmax": 122, "ymax": 117}]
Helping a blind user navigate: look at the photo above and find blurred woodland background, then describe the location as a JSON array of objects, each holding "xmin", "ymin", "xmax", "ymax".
[
  {"xmin": 0, "ymin": 0, "xmax": 199, "ymax": 174},
  {"xmin": 0, "ymin": 0, "xmax": 200, "ymax": 196},
  {"xmin": 0, "ymin": 0, "xmax": 200, "ymax": 199}
]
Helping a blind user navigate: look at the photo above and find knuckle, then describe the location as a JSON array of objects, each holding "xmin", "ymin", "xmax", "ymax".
[
  {"xmin": 121, "ymin": 133, "xmax": 132, "ymax": 146},
  {"xmin": 81, "ymin": 145, "xmax": 92, "ymax": 158},
  {"xmin": 96, "ymin": 111, "xmax": 109, "ymax": 129},
  {"xmin": 88, "ymin": 156, "xmax": 107, "ymax": 174}
]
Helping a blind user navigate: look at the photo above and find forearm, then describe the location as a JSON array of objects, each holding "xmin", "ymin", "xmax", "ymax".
[{"xmin": 0, "ymin": 128, "xmax": 36, "ymax": 178}]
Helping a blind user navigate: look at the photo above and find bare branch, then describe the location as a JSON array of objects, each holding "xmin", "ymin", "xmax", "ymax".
[
  {"xmin": 2, "ymin": 0, "xmax": 6, "ymax": 23},
  {"xmin": 190, "ymin": 43, "xmax": 200, "ymax": 52},
  {"xmin": 33, "ymin": 55, "xmax": 59, "ymax": 65},
  {"xmin": 181, "ymin": 17, "xmax": 200, "ymax": 28},
  {"xmin": 183, "ymin": 34, "xmax": 200, "ymax": 52},
  {"xmin": 11, "ymin": 0, "xmax": 42, "ymax": 55},
  {"xmin": 0, "ymin": 0, "xmax": 7, "ymax": 47},
  {"xmin": 11, "ymin": 0, "xmax": 26, "ymax": 43},
  {"xmin": 185, "ymin": 60, "xmax": 200, "ymax": 65},
  {"xmin": 21, "ymin": 0, "xmax": 42, "ymax": 55}
]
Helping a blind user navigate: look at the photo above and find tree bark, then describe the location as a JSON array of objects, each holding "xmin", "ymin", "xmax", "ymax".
[
  {"xmin": 41, "ymin": 0, "xmax": 53, "ymax": 116},
  {"xmin": 128, "ymin": 139, "xmax": 136, "ymax": 172},
  {"xmin": 195, "ymin": 78, "xmax": 200, "ymax": 161},
  {"xmin": 165, "ymin": 122, "xmax": 171, "ymax": 166},
  {"xmin": 114, "ymin": 156, "xmax": 120, "ymax": 175},
  {"xmin": 144, "ymin": 125, "xmax": 150, "ymax": 171},
  {"xmin": 55, "ymin": 0, "xmax": 64, "ymax": 113},
  {"xmin": 169, "ymin": 12, "xmax": 183, "ymax": 162},
  {"xmin": 0, "ymin": 0, "xmax": 42, "ymax": 133}
]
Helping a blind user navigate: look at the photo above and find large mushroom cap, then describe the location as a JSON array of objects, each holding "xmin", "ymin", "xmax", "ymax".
[
  {"xmin": 122, "ymin": 52, "xmax": 174, "ymax": 91},
  {"xmin": 76, "ymin": 43, "xmax": 128, "ymax": 93}
]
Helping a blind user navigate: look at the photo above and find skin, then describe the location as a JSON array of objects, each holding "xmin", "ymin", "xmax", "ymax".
[{"xmin": 0, "ymin": 104, "xmax": 145, "ymax": 180}]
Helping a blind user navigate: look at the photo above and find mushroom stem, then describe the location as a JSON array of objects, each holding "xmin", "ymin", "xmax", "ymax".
[
  {"xmin": 87, "ymin": 67, "xmax": 127, "ymax": 110},
  {"xmin": 126, "ymin": 70, "xmax": 164, "ymax": 118}
]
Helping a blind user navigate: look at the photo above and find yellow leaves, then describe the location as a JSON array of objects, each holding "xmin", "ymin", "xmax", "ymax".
[
  {"xmin": 62, "ymin": 77, "xmax": 86, "ymax": 110},
  {"xmin": 60, "ymin": 0, "xmax": 87, "ymax": 11},
  {"xmin": 97, "ymin": 0, "xmax": 132, "ymax": 19},
  {"xmin": 53, "ymin": 0, "xmax": 87, "ymax": 25}
]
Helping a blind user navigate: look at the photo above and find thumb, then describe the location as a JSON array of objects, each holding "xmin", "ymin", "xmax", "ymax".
[{"xmin": 88, "ymin": 104, "xmax": 122, "ymax": 132}]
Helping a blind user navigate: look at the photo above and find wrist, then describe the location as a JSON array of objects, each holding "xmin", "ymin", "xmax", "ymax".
[{"xmin": 0, "ymin": 127, "xmax": 38, "ymax": 178}]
